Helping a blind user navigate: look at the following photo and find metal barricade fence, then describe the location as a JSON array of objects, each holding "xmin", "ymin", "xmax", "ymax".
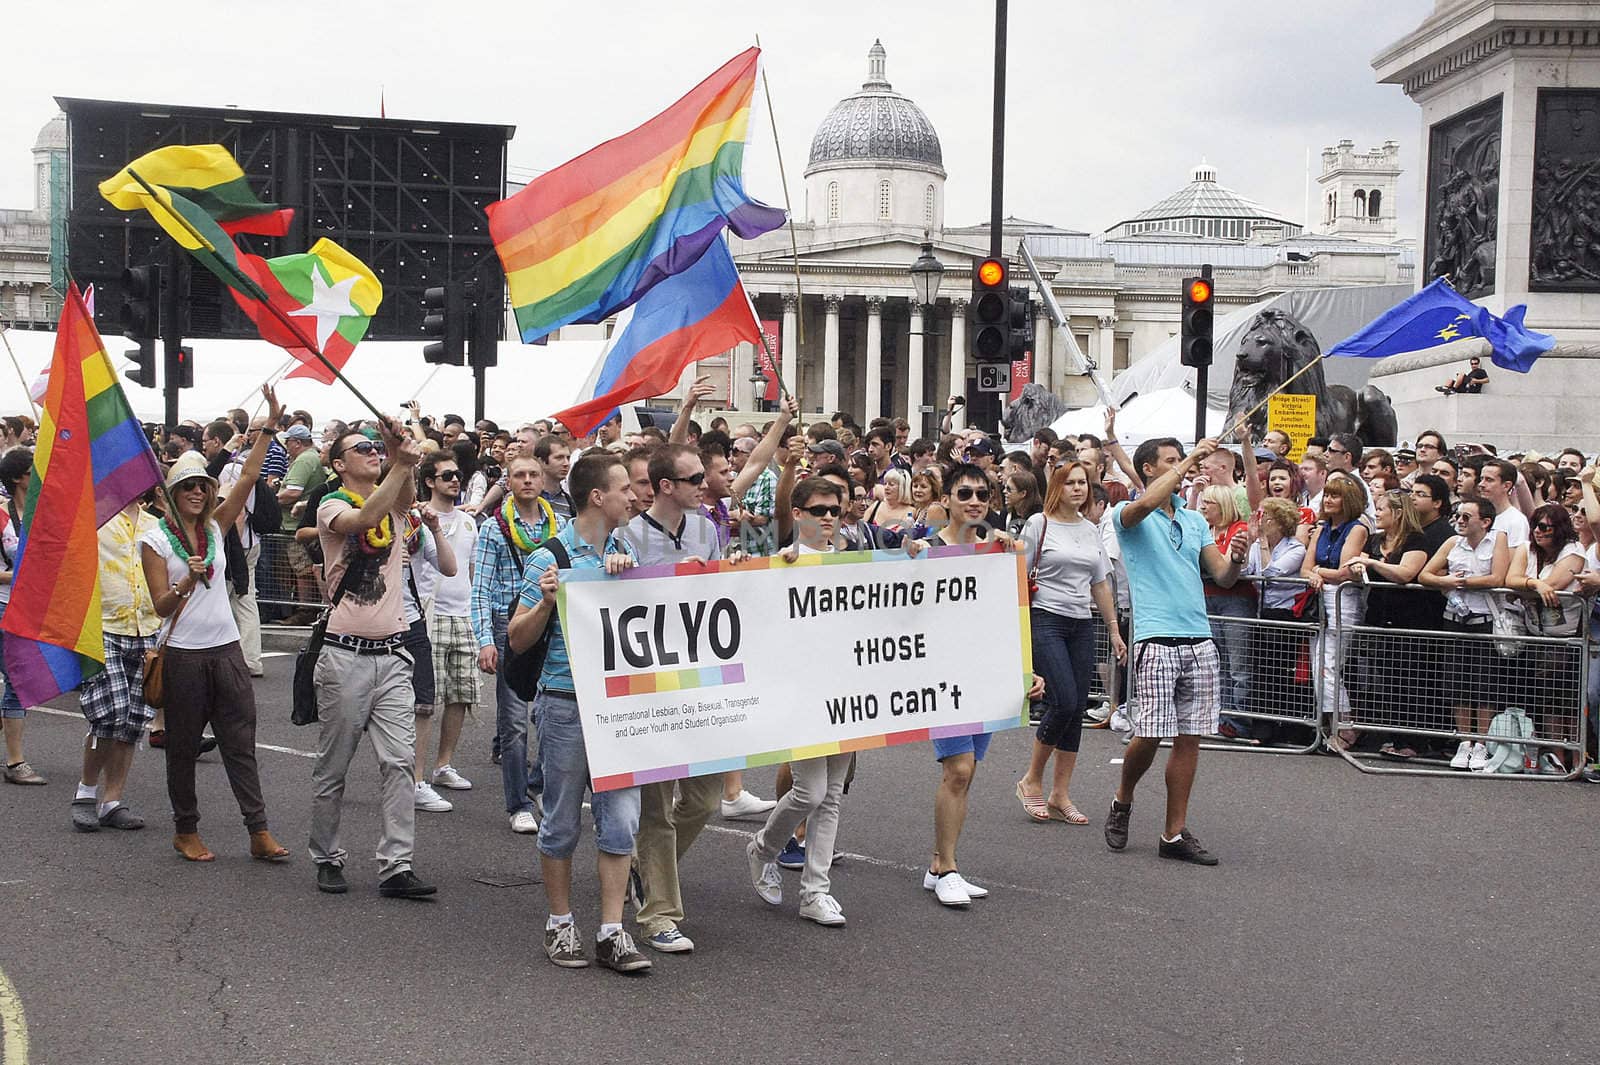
[
  {"xmin": 254, "ymin": 531, "xmax": 326, "ymax": 612},
  {"xmin": 1329, "ymin": 582, "xmax": 1589, "ymax": 780}
]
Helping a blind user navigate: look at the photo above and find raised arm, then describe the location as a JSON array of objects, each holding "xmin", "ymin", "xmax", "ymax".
[
  {"xmin": 730, "ymin": 393, "xmax": 798, "ymax": 500},
  {"xmin": 669, "ymin": 376, "xmax": 716, "ymax": 444},
  {"xmin": 774, "ymin": 434, "xmax": 805, "ymax": 545},
  {"xmin": 214, "ymin": 385, "xmax": 282, "ymax": 531},
  {"xmin": 1121, "ymin": 437, "xmax": 1215, "ymax": 529},
  {"xmin": 326, "ymin": 420, "xmax": 422, "ymax": 535},
  {"xmin": 1103, "ymin": 408, "xmax": 1143, "ymax": 491},
  {"xmin": 1237, "ymin": 423, "xmax": 1264, "ymax": 512}
]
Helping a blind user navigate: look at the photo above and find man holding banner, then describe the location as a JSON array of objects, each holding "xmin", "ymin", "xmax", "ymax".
[{"xmin": 508, "ymin": 452, "xmax": 649, "ymax": 975}]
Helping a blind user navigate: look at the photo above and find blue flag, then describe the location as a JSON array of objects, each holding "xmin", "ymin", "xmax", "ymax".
[{"xmin": 1325, "ymin": 278, "xmax": 1554, "ymax": 372}]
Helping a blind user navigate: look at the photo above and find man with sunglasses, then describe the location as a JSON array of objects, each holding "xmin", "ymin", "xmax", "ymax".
[
  {"xmin": 1324, "ymin": 433, "xmax": 1361, "ymax": 475},
  {"xmin": 619, "ymin": 443, "xmax": 738, "ymax": 954},
  {"xmin": 471, "ymin": 452, "xmax": 563, "ymax": 833},
  {"xmin": 311, "ymin": 423, "xmax": 438, "ymax": 898},
  {"xmin": 1105, "ymin": 437, "xmax": 1251, "ymax": 866}
]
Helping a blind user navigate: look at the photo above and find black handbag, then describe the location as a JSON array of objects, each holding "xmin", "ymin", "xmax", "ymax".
[
  {"xmin": 291, "ymin": 550, "xmax": 369, "ymax": 726},
  {"xmin": 505, "ymin": 539, "xmax": 569, "ymax": 700}
]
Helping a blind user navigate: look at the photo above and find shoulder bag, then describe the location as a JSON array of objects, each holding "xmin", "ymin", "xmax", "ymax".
[
  {"xmin": 291, "ymin": 550, "xmax": 370, "ymax": 726},
  {"xmin": 141, "ymin": 590, "xmax": 190, "ymax": 710}
]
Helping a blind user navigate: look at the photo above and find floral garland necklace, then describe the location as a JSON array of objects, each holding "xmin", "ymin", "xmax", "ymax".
[
  {"xmin": 160, "ymin": 516, "xmax": 216, "ymax": 582},
  {"xmin": 501, "ymin": 495, "xmax": 554, "ymax": 553},
  {"xmin": 327, "ymin": 488, "xmax": 394, "ymax": 554}
]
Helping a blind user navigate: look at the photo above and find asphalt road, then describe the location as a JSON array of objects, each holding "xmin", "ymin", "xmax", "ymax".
[{"xmin": 1, "ymin": 650, "xmax": 1594, "ymax": 1065}]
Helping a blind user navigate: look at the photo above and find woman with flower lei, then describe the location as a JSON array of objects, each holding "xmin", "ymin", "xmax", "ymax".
[{"xmin": 141, "ymin": 384, "xmax": 290, "ymax": 864}]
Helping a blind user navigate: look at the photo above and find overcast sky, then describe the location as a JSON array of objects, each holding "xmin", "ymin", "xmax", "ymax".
[{"xmin": 0, "ymin": 0, "xmax": 1434, "ymax": 239}]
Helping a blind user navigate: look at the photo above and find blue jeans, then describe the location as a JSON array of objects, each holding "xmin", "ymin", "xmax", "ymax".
[
  {"xmin": 1206, "ymin": 594, "xmax": 1254, "ymax": 717},
  {"xmin": 0, "ymin": 603, "xmax": 26, "ymax": 717},
  {"xmin": 492, "ymin": 613, "xmax": 542, "ymax": 815},
  {"xmin": 1030, "ymin": 608, "xmax": 1096, "ymax": 752},
  {"xmin": 533, "ymin": 689, "xmax": 641, "ymax": 860}
]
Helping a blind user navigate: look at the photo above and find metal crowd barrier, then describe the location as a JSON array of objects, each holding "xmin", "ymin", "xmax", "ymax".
[
  {"xmin": 1328, "ymin": 582, "xmax": 1589, "ymax": 781},
  {"xmin": 254, "ymin": 531, "xmax": 326, "ymax": 612}
]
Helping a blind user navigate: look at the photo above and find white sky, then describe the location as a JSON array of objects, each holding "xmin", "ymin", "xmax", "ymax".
[{"xmin": 0, "ymin": 0, "xmax": 1433, "ymax": 238}]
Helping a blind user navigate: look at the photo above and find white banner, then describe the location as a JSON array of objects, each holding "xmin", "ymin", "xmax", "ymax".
[{"xmin": 556, "ymin": 543, "xmax": 1032, "ymax": 791}]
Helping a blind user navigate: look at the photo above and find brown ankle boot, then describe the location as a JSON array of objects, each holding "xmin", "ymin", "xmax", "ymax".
[
  {"xmin": 249, "ymin": 830, "xmax": 290, "ymax": 862},
  {"xmin": 173, "ymin": 833, "xmax": 214, "ymax": 862}
]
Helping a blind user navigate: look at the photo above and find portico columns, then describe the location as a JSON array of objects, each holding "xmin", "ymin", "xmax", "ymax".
[
  {"xmin": 864, "ymin": 296, "xmax": 884, "ymax": 423},
  {"xmin": 822, "ymin": 294, "xmax": 842, "ymax": 416},
  {"xmin": 948, "ymin": 298, "xmax": 967, "ymax": 431},
  {"xmin": 780, "ymin": 293, "xmax": 799, "ymax": 395},
  {"xmin": 906, "ymin": 304, "xmax": 925, "ymax": 439}
]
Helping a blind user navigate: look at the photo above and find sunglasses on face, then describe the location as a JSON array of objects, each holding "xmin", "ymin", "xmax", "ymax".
[
  {"xmin": 669, "ymin": 472, "xmax": 706, "ymax": 486},
  {"xmin": 954, "ymin": 486, "xmax": 991, "ymax": 502},
  {"xmin": 345, "ymin": 440, "xmax": 385, "ymax": 457},
  {"xmin": 1534, "ymin": 522, "xmax": 1555, "ymax": 531},
  {"xmin": 433, "ymin": 470, "xmax": 461, "ymax": 482},
  {"xmin": 802, "ymin": 504, "xmax": 842, "ymax": 517},
  {"xmin": 1328, "ymin": 447, "xmax": 1348, "ymax": 455}
]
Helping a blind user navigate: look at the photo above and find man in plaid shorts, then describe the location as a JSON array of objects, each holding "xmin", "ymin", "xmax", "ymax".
[
  {"xmin": 71, "ymin": 497, "xmax": 163, "ymax": 831},
  {"xmin": 1106, "ymin": 437, "xmax": 1251, "ymax": 865}
]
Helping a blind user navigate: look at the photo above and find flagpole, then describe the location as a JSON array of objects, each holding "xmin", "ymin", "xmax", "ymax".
[
  {"xmin": 736, "ymin": 280, "xmax": 792, "ymax": 404},
  {"xmin": 1220, "ymin": 353, "xmax": 1328, "ymax": 442},
  {"xmin": 0, "ymin": 325, "xmax": 41, "ymax": 421},
  {"xmin": 123, "ymin": 169, "xmax": 392, "ymax": 428},
  {"xmin": 754, "ymin": 35, "xmax": 807, "ymax": 360}
]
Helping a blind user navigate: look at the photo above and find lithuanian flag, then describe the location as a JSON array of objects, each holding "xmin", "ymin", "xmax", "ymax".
[
  {"xmin": 487, "ymin": 47, "xmax": 785, "ymax": 343},
  {"xmin": 233, "ymin": 239, "xmax": 383, "ymax": 384},
  {"xmin": 99, "ymin": 144, "xmax": 292, "ymax": 237}
]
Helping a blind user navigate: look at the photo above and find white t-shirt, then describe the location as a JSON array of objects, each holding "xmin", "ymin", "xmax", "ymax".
[
  {"xmin": 219, "ymin": 457, "xmax": 257, "ymax": 551},
  {"xmin": 401, "ymin": 525, "xmax": 441, "ymax": 626},
  {"xmin": 423, "ymin": 509, "xmax": 477, "ymax": 618},
  {"xmin": 1097, "ymin": 516, "xmax": 1131, "ymax": 611},
  {"xmin": 1492, "ymin": 504, "xmax": 1530, "ymax": 549},
  {"xmin": 1020, "ymin": 513, "xmax": 1109, "ymax": 619},
  {"xmin": 0, "ymin": 519, "xmax": 19, "ymax": 606},
  {"xmin": 140, "ymin": 520, "xmax": 240, "ymax": 650},
  {"xmin": 623, "ymin": 510, "xmax": 723, "ymax": 566},
  {"xmin": 1444, "ymin": 534, "xmax": 1498, "ymax": 619}
]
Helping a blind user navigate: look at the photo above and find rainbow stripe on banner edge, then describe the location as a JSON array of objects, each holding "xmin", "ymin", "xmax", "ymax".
[{"xmin": 590, "ymin": 713, "xmax": 1027, "ymax": 793}]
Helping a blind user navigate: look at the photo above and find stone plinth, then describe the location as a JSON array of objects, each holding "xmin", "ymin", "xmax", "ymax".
[{"xmin": 1370, "ymin": 338, "xmax": 1600, "ymax": 452}]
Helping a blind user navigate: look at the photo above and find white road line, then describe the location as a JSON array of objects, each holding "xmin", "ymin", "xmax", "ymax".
[
  {"xmin": 30, "ymin": 706, "xmax": 319, "ymax": 758},
  {"xmin": 0, "ymin": 962, "xmax": 30, "ymax": 1065}
]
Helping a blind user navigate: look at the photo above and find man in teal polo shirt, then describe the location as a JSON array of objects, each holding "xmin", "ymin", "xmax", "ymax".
[{"xmin": 1107, "ymin": 436, "xmax": 1251, "ymax": 866}]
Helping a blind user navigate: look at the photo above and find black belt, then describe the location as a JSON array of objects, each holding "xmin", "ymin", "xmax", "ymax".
[
  {"xmin": 326, "ymin": 633, "xmax": 405, "ymax": 655},
  {"xmin": 1143, "ymin": 636, "xmax": 1210, "ymax": 647}
]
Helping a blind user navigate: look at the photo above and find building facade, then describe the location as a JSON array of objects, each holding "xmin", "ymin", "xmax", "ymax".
[{"xmin": 0, "ymin": 115, "xmax": 66, "ymax": 329}]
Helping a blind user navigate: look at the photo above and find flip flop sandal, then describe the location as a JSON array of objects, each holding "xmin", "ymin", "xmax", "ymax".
[
  {"xmin": 1046, "ymin": 802, "xmax": 1089, "ymax": 825},
  {"xmin": 250, "ymin": 831, "xmax": 290, "ymax": 862},
  {"xmin": 1014, "ymin": 781, "xmax": 1050, "ymax": 822}
]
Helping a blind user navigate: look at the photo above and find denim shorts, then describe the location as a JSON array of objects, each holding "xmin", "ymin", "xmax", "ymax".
[
  {"xmin": 534, "ymin": 689, "xmax": 640, "ymax": 860},
  {"xmin": 933, "ymin": 732, "xmax": 992, "ymax": 762}
]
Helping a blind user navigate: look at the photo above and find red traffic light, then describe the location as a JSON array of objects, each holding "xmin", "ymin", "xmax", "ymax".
[
  {"xmin": 1187, "ymin": 278, "xmax": 1212, "ymax": 304},
  {"xmin": 977, "ymin": 258, "xmax": 1005, "ymax": 287}
]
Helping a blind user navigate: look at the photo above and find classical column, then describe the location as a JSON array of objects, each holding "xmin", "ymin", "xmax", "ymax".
[
  {"xmin": 822, "ymin": 294, "xmax": 842, "ymax": 416},
  {"xmin": 731, "ymin": 340, "xmax": 753, "ymax": 411},
  {"xmin": 863, "ymin": 296, "xmax": 884, "ymax": 423},
  {"xmin": 1034, "ymin": 306, "xmax": 1053, "ymax": 392},
  {"xmin": 779, "ymin": 293, "xmax": 800, "ymax": 399},
  {"xmin": 948, "ymin": 298, "xmax": 967, "ymax": 431},
  {"xmin": 1097, "ymin": 314, "xmax": 1117, "ymax": 381},
  {"xmin": 906, "ymin": 304, "xmax": 925, "ymax": 438}
]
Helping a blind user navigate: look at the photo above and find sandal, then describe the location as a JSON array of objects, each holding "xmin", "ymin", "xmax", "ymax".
[
  {"xmin": 1046, "ymin": 802, "xmax": 1089, "ymax": 825},
  {"xmin": 1014, "ymin": 781, "xmax": 1049, "ymax": 823},
  {"xmin": 249, "ymin": 830, "xmax": 290, "ymax": 862},
  {"xmin": 173, "ymin": 833, "xmax": 214, "ymax": 862},
  {"xmin": 1378, "ymin": 743, "xmax": 1417, "ymax": 761}
]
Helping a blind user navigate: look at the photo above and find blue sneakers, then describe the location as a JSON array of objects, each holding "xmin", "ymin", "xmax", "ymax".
[{"xmin": 776, "ymin": 836, "xmax": 806, "ymax": 870}]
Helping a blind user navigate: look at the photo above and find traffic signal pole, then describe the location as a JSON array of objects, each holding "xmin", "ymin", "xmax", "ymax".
[
  {"xmin": 161, "ymin": 242, "xmax": 183, "ymax": 427},
  {"xmin": 990, "ymin": 0, "xmax": 1007, "ymax": 260}
]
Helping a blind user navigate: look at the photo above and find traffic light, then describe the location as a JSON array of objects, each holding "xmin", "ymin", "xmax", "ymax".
[
  {"xmin": 469, "ymin": 280, "xmax": 500, "ymax": 370},
  {"xmin": 1180, "ymin": 270, "xmax": 1215, "ymax": 368},
  {"xmin": 970, "ymin": 256, "xmax": 1010, "ymax": 362},
  {"xmin": 169, "ymin": 344, "xmax": 194, "ymax": 389},
  {"xmin": 422, "ymin": 283, "xmax": 465, "ymax": 365},
  {"xmin": 120, "ymin": 265, "xmax": 161, "ymax": 342},
  {"xmin": 123, "ymin": 343, "xmax": 156, "ymax": 388},
  {"xmin": 1007, "ymin": 284, "xmax": 1035, "ymax": 361}
]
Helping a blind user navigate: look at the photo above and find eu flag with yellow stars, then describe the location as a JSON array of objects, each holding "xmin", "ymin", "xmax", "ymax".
[{"xmin": 1326, "ymin": 278, "xmax": 1554, "ymax": 372}]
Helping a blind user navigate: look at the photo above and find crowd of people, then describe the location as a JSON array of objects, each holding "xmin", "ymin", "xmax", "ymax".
[{"xmin": 2, "ymin": 379, "xmax": 1596, "ymax": 976}]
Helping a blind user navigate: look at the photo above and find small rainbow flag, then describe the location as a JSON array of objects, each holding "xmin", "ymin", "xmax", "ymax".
[
  {"xmin": 1, "ymin": 287, "xmax": 162, "ymax": 705},
  {"xmin": 487, "ymin": 46, "xmax": 786, "ymax": 343}
]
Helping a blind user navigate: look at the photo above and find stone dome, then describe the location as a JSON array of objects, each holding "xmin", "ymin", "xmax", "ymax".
[
  {"xmin": 33, "ymin": 114, "xmax": 66, "ymax": 154},
  {"xmin": 805, "ymin": 41, "xmax": 944, "ymax": 178}
]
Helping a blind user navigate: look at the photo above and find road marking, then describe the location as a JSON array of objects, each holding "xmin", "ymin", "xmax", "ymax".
[
  {"xmin": 0, "ymin": 963, "xmax": 30, "ymax": 1065},
  {"xmin": 260, "ymin": 651, "xmax": 290, "ymax": 659},
  {"xmin": 30, "ymin": 707, "xmax": 319, "ymax": 759}
]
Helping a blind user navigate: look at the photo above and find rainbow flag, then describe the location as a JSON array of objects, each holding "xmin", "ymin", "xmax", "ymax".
[
  {"xmin": 488, "ymin": 47, "xmax": 786, "ymax": 343},
  {"xmin": 552, "ymin": 239, "xmax": 761, "ymax": 437},
  {"xmin": 1, "ymin": 287, "xmax": 163, "ymax": 706}
]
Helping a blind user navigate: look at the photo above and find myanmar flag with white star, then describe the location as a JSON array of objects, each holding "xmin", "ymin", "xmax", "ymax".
[{"xmin": 231, "ymin": 239, "xmax": 383, "ymax": 384}]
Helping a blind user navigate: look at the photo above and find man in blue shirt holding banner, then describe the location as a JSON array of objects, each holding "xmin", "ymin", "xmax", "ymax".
[{"xmin": 1106, "ymin": 436, "xmax": 1252, "ymax": 866}]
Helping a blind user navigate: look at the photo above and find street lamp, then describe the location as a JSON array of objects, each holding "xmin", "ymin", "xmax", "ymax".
[{"xmin": 909, "ymin": 241, "xmax": 944, "ymax": 308}]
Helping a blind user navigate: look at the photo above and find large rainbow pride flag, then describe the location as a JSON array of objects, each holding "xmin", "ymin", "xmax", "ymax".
[
  {"xmin": 1, "ymin": 287, "xmax": 162, "ymax": 706},
  {"xmin": 487, "ymin": 47, "xmax": 786, "ymax": 343}
]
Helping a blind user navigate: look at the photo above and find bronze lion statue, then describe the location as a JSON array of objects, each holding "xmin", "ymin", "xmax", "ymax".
[
  {"xmin": 1000, "ymin": 382, "xmax": 1068, "ymax": 443},
  {"xmin": 1226, "ymin": 309, "xmax": 1397, "ymax": 447}
]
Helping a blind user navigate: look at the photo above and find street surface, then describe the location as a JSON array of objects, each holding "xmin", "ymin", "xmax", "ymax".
[{"xmin": 1, "ymin": 650, "xmax": 1591, "ymax": 1065}]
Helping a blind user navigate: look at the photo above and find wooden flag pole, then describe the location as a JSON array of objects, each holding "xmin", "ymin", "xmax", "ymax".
[
  {"xmin": 1219, "ymin": 352, "xmax": 1328, "ymax": 442},
  {"xmin": 0, "ymin": 325, "xmax": 41, "ymax": 421},
  {"xmin": 755, "ymin": 34, "xmax": 807, "ymax": 410},
  {"xmin": 123, "ymin": 169, "xmax": 392, "ymax": 428}
]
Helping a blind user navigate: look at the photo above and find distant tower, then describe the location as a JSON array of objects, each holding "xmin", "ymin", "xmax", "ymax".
[{"xmin": 1317, "ymin": 139, "xmax": 1402, "ymax": 240}]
